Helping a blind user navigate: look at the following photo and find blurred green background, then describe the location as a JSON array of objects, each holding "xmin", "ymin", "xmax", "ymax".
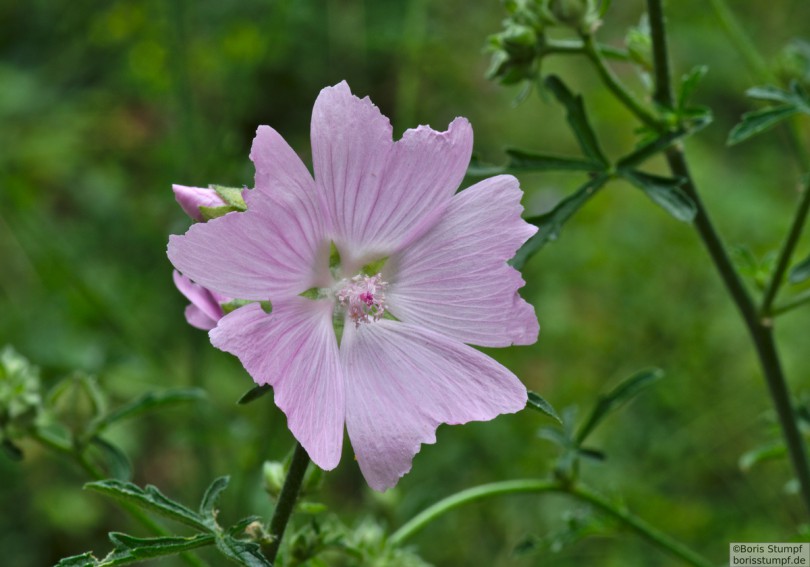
[{"xmin": 2, "ymin": 0, "xmax": 810, "ymax": 565}]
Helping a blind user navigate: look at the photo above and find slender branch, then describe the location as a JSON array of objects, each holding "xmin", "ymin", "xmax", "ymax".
[
  {"xmin": 761, "ymin": 177, "xmax": 810, "ymax": 315},
  {"xmin": 580, "ymin": 34, "xmax": 660, "ymax": 130},
  {"xmin": 708, "ymin": 0, "xmax": 810, "ymax": 173},
  {"xmin": 773, "ymin": 288, "xmax": 810, "ymax": 316},
  {"xmin": 265, "ymin": 442, "xmax": 311, "ymax": 563},
  {"xmin": 544, "ymin": 38, "xmax": 630, "ymax": 61},
  {"xmin": 389, "ymin": 479, "xmax": 713, "ymax": 567},
  {"xmin": 647, "ymin": 0, "xmax": 810, "ymax": 515}
]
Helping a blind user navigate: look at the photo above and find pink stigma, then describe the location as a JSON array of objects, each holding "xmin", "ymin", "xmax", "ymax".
[{"xmin": 336, "ymin": 273, "xmax": 388, "ymax": 327}]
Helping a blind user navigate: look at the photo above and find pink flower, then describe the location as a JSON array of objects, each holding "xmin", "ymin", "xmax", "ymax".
[
  {"xmin": 172, "ymin": 184, "xmax": 227, "ymax": 222},
  {"xmin": 173, "ymin": 270, "xmax": 229, "ymax": 331},
  {"xmin": 167, "ymin": 82, "xmax": 539, "ymax": 490}
]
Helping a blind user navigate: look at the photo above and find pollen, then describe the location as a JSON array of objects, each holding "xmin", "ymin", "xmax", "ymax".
[{"xmin": 335, "ymin": 273, "xmax": 388, "ymax": 327}]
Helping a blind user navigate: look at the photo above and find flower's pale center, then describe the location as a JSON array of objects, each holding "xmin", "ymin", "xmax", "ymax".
[{"xmin": 335, "ymin": 273, "xmax": 388, "ymax": 328}]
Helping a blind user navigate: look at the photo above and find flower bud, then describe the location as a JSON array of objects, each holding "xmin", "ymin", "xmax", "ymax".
[
  {"xmin": 547, "ymin": 0, "xmax": 599, "ymax": 33},
  {"xmin": 0, "ymin": 346, "xmax": 42, "ymax": 436},
  {"xmin": 263, "ymin": 460, "xmax": 286, "ymax": 499},
  {"xmin": 172, "ymin": 184, "xmax": 227, "ymax": 222}
]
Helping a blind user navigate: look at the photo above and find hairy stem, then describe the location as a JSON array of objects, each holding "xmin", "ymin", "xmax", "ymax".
[
  {"xmin": 390, "ymin": 479, "xmax": 713, "ymax": 567},
  {"xmin": 646, "ymin": 0, "xmax": 810, "ymax": 514},
  {"xmin": 265, "ymin": 442, "xmax": 311, "ymax": 563}
]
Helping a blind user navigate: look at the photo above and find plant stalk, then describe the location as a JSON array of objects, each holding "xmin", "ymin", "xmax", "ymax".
[
  {"xmin": 646, "ymin": 0, "xmax": 810, "ymax": 515},
  {"xmin": 390, "ymin": 479, "xmax": 713, "ymax": 567},
  {"xmin": 265, "ymin": 442, "xmax": 311, "ymax": 563}
]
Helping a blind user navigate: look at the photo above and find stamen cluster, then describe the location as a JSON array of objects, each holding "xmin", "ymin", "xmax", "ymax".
[{"xmin": 335, "ymin": 273, "xmax": 388, "ymax": 327}]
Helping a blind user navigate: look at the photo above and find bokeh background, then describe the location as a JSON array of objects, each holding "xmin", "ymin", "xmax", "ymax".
[{"xmin": 2, "ymin": 0, "xmax": 810, "ymax": 565}]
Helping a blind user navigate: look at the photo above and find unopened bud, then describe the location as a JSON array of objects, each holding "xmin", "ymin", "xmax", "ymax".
[{"xmin": 172, "ymin": 185, "xmax": 227, "ymax": 222}]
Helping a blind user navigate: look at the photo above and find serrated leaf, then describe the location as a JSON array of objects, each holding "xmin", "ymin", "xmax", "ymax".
[
  {"xmin": 200, "ymin": 476, "xmax": 230, "ymax": 525},
  {"xmin": 503, "ymin": 148, "xmax": 605, "ymax": 172},
  {"xmin": 237, "ymin": 384, "xmax": 272, "ymax": 405},
  {"xmin": 576, "ymin": 368, "xmax": 664, "ymax": 444},
  {"xmin": 526, "ymin": 391, "xmax": 562, "ymax": 424},
  {"xmin": 623, "ymin": 170, "xmax": 696, "ymax": 222},
  {"xmin": 544, "ymin": 75, "xmax": 608, "ymax": 165},
  {"xmin": 739, "ymin": 442, "xmax": 786, "ymax": 472},
  {"xmin": 728, "ymin": 105, "xmax": 799, "ymax": 145},
  {"xmin": 211, "ymin": 186, "xmax": 247, "ymax": 210},
  {"xmin": 90, "ymin": 437, "xmax": 132, "ymax": 480},
  {"xmin": 510, "ymin": 174, "xmax": 609, "ymax": 270},
  {"xmin": 86, "ymin": 480, "xmax": 210, "ymax": 532},
  {"xmin": 789, "ymin": 253, "xmax": 810, "ymax": 284},
  {"xmin": 215, "ymin": 535, "xmax": 272, "ymax": 567},
  {"xmin": 91, "ymin": 388, "xmax": 205, "ymax": 433},
  {"xmin": 677, "ymin": 65, "xmax": 708, "ymax": 112}
]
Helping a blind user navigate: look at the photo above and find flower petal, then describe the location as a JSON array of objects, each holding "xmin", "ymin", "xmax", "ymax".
[
  {"xmin": 184, "ymin": 304, "xmax": 218, "ymax": 330},
  {"xmin": 167, "ymin": 185, "xmax": 330, "ymax": 300},
  {"xmin": 173, "ymin": 184, "xmax": 226, "ymax": 221},
  {"xmin": 386, "ymin": 175, "xmax": 539, "ymax": 347},
  {"xmin": 342, "ymin": 320, "xmax": 527, "ymax": 491},
  {"xmin": 173, "ymin": 270, "xmax": 225, "ymax": 323},
  {"xmin": 211, "ymin": 300, "xmax": 344, "ymax": 470},
  {"xmin": 311, "ymin": 81, "xmax": 473, "ymax": 267}
]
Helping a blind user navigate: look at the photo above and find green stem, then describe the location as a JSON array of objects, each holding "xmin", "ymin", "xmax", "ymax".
[
  {"xmin": 544, "ymin": 38, "xmax": 630, "ymax": 61},
  {"xmin": 581, "ymin": 34, "xmax": 660, "ymax": 130},
  {"xmin": 761, "ymin": 177, "xmax": 810, "ymax": 316},
  {"xmin": 773, "ymin": 288, "xmax": 810, "ymax": 316},
  {"xmin": 389, "ymin": 480, "xmax": 713, "ymax": 567},
  {"xmin": 265, "ymin": 442, "xmax": 311, "ymax": 563},
  {"xmin": 708, "ymin": 0, "xmax": 810, "ymax": 173},
  {"xmin": 646, "ymin": 0, "xmax": 810, "ymax": 515}
]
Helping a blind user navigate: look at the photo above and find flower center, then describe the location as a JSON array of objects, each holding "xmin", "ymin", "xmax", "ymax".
[{"xmin": 335, "ymin": 273, "xmax": 388, "ymax": 328}]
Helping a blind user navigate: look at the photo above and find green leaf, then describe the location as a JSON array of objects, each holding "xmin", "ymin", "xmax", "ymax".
[
  {"xmin": 576, "ymin": 368, "xmax": 664, "ymax": 444},
  {"xmin": 623, "ymin": 170, "xmax": 696, "ymax": 222},
  {"xmin": 237, "ymin": 384, "xmax": 272, "ymax": 405},
  {"xmin": 526, "ymin": 391, "xmax": 562, "ymax": 424},
  {"xmin": 91, "ymin": 388, "xmax": 205, "ymax": 433},
  {"xmin": 90, "ymin": 436, "xmax": 132, "ymax": 480},
  {"xmin": 739, "ymin": 442, "xmax": 786, "ymax": 472},
  {"xmin": 617, "ymin": 129, "xmax": 689, "ymax": 170},
  {"xmin": 86, "ymin": 479, "xmax": 210, "ymax": 532},
  {"xmin": 199, "ymin": 205, "xmax": 240, "ymax": 221},
  {"xmin": 789, "ymin": 253, "xmax": 810, "ymax": 284},
  {"xmin": 329, "ymin": 241, "xmax": 341, "ymax": 270},
  {"xmin": 746, "ymin": 85, "xmax": 795, "ymax": 104},
  {"xmin": 108, "ymin": 532, "xmax": 215, "ymax": 559},
  {"xmin": 500, "ymin": 148, "xmax": 605, "ymax": 173},
  {"xmin": 544, "ymin": 75, "xmax": 608, "ymax": 165},
  {"xmin": 510, "ymin": 174, "xmax": 609, "ymax": 270},
  {"xmin": 200, "ymin": 476, "xmax": 230, "ymax": 524},
  {"xmin": 677, "ymin": 65, "xmax": 708, "ymax": 112},
  {"xmin": 728, "ymin": 105, "xmax": 800, "ymax": 145},
  {"xmin": 55, "ymin": 552, "xmax": 98, "ymax": 567},
  {"xmin": 215, "ymin": 535, "xmax": 272, "ymax": 567},
  {"xmin": 211, "ymin": 185, "xmax": 247, "ymax": 210}
]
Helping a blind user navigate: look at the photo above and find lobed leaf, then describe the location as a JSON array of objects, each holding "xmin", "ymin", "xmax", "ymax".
[
  {"xmin": 215, "ymin": 535, "xmax": 272, "ymax": 567},
  {"xmin": 728, "ymin": 105, "xmax": 799, "ymax": 145},
  {"xmin": 623, "ymin": 170, "xmax": 696, "ymax": 222},
  {"xmin": 511, "ymin": 174, "xmax": 610, "ymax": 270},
  {"xmin": 576, "ymin": 368, "xmax": 664, "ymax": 444},
  {"xmin": 526, "ymin": 391, "xmax": 562, "ymax": 424},
  {"xmin": 55, "ymin": 534, "xmax": 214, "ymax": 567},
  {"xmin": 677, "ymin": 65, "xmax": 708, "ymax": 112},
  {"xmin": 85, "ymin": 479, "xmax": 210, "ymax": 532},
  {"xmin": 543, "ymin": 75, "xmax": 609, "ymax": 165},
  {"xmin": 200, "ymin": 476, "xmax": 230, "ymax": 527}
]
